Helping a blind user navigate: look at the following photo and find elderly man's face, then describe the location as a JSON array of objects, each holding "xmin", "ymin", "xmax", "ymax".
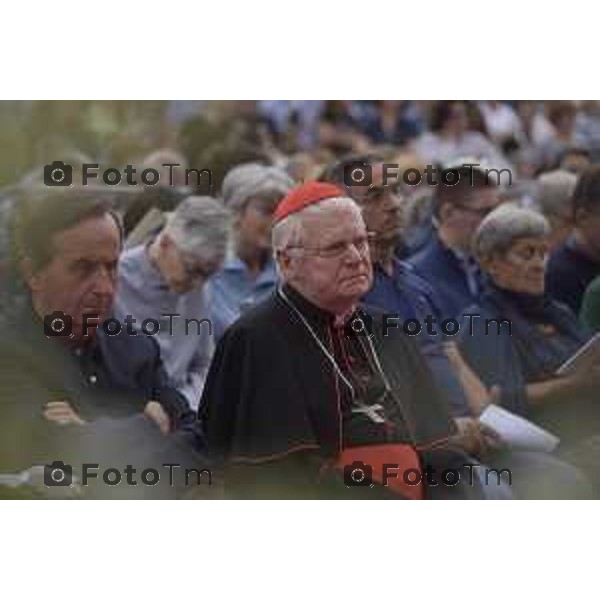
[
  {"xmin": 280, "ymin": 202, "xmax": 373, "ymax": 314},
  {"xmin": 484, "ymin": 236, "xmax": 549, "ymax": 295},
  {"xmin": 25, "ymin": 214, "xmax": 121, "ymax": 343}
]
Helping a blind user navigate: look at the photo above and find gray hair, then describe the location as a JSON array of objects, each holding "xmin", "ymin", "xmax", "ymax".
[
  {"xmin": 272, "ymin": 196, "xmax": 361, "ymax": 253},
  {"xmin": 162, "ymin": 195, "xmax": 229, "ymax": 260},
  {"xmin": 221, "ymin": 163, "xmax": 294, "ymax": 213},
  {"xmin": 141, "ymin": 148, "xmax": 187, "ymax": 170},
  {"xmin": 473, "ymin": 204, "xmax": 550, "ymax": 262},
  {"xmin": 534, "ymin": 169, "xmax": 577, "ymax": 218}
]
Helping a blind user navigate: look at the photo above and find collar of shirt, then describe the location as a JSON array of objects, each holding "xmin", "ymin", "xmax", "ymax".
[
  {"xmin": 132, "ymin": 242, "xmax": 172, "ymax": 293},
  {"xmin": 220, "ymin": 254, "xmax": 279, "ymax": 287}
]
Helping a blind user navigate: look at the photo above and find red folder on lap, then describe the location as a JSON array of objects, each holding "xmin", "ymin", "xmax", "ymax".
[{"xmin": 337, "ymin": 444, "xmax": 425, "ymax": 500}]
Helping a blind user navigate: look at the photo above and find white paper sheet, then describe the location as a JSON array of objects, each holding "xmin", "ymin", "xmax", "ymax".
[{"xmin": 479, "ymin": 405, "xmax": 560, "ymax": 453}]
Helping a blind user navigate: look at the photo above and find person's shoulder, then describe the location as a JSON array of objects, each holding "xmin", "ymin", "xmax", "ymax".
[
  {"xmin": 96, "ymin": 324, "xmax": 160, "ymax": 363},
  {"xmin": 217, "ymin": 293, "xmax": 280, "ymax": 342},
  {"xmin": 408, "ymin": 236, "xmax": 447, "ymax": 276},
  {"xmin": 118, "ymin": 244, "xmax": 147, "ymax": 274},
  {"xmin": 547, "ymin": 240, "xmax": 576, "ymax": 278},
  {"xmin": 395, "ymin": 259, "xmax": 432, "ymax": 288},
  {"xmin": 407, "ymin": 239, "xmax": 435, "ymax": 268},
  {"xmin": 586, "ymin": 274, "xmax": 600, "ymax": 295}
]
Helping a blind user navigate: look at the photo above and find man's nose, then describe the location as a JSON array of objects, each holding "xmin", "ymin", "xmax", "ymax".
[
  {"xmin": 533, "ymin": 256, "xmax": 548, "ymax": 272},
  {"xmin": 92, "ymin": 266, "xmax": 117, "ymax": 296},
  {"xmin": 345, "ymin": 243, "xmax": 366, "ymax": 264}
]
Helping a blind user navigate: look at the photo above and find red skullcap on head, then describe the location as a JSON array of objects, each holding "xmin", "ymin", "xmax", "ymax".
[{"xmin": 273, "ymin": 181, "xmax": 346, "ymax": 223}]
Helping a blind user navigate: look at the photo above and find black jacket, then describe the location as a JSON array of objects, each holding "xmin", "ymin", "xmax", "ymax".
[{"xmin": 0, "ymin": 303, "xmax": 195, "ymax": 473}]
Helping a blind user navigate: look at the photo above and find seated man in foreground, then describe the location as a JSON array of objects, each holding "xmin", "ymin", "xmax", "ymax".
[
  {"xmin": 199, "ymin": 181, "xmax": 486, "ymax": 499},
  {"xmin": 0, "ymin": 188, "xmax": 200, "ymax": 497}
]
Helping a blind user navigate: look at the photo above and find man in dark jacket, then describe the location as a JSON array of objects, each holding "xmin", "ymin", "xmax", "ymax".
[{"xmin": 0, "ymin": 187, "xmax": 203, "ymax": 498}]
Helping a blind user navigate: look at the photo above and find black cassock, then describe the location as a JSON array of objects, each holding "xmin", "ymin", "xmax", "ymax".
[{"xmin": 200, "ymin": 284, "xmax": 482, "ymax": 499}]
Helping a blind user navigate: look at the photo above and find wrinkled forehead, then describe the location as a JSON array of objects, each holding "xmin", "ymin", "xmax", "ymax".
[
  {"xmin": 53, "ymin": 214, "xmax": 122, "ymax": 260},
  {"xmin": 300, "ymin": 201, "xmax": 366, "ymax": 245}
]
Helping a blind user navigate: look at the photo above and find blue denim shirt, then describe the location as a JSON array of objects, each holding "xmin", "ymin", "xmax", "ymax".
[
  {"xmin": 207, "ymin": 255, "xmax": 279, "ymax": 342},
  {"xmin": 408, "ymin": 233, "xmax": 483, "ymax": 321},
  {"xmin": 362, "ymin": 259, "xmax": 471, "ymax": 417}
]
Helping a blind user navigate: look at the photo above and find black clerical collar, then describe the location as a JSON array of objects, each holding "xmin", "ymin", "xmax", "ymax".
[{"xmin": 279, "ymin": 284, "xmax": 357, "ymax": 328}]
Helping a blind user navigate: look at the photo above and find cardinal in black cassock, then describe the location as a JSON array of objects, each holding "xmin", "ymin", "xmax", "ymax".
[{"xmin": 199, "ymin": 182, "xmax": 483, "ymax": 499}]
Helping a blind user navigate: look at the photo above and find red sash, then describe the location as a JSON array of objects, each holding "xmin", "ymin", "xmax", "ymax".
[{"xmin": 337, "ymin": 444, "xmax": 425, "ymax": 500}]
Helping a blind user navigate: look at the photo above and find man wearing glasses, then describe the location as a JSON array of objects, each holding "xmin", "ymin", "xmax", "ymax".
[
  {"xmin": 115, "ymin": 196, "xmax": 229, "ymax": 411},
  {"xmin": 199, "ymin": 181, "xmax": 485, "ymax": 499},
  {"xmin": 408, "ymin": 160, "xmax": 504, "ymax": 321}
]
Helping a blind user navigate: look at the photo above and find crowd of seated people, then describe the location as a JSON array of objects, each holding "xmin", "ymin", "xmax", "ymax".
[{"xmin": 1, "ymin": 100, "xmax": 600, "ymax": 499}]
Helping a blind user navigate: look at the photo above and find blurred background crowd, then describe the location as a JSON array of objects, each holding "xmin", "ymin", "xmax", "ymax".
[
  {"xmin": 1, "ymin": 99, "xmax": 598, "ymax": 187},
  {"xmin": 2, "ymin": 100, "xmax": 600, "ymax": 498},
  {"xmin": 1, "ymin": 100, "xmax": 599, "ymax": 265}
]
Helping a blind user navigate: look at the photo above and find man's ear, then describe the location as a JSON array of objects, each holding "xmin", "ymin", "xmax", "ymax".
[
  {"xmin": 275, "ymin": 249, "xmax": 294, "ymax": 279},
  {"xmin": 159, "ymin": 233, "xmax": 173, "ymax": 250},
  {"xmin": 20, "ymin": 256, "xmax": 40, "ymax": 291},
  {"xmin": 479, "ymin": 255, "xmax": 498, "ymax": 277},
  {"xmin": 438, "ymin": 202, "xmax": 454, "ymax": 224}
]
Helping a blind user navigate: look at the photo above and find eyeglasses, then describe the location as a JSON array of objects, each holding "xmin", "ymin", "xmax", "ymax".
[
  {"xmin": 455, "ymin": 203, "xmax": 499, "ymax": 218},
  {"xmin": 506, "ymin": 244, "xmax": 549, "ymax": 263},
  {"xmin": 180, "ymin": 254, "xmax": 219, "ymax": 280},
  {"xmin": 289, "ymin": 233, "xmax": 374, "ymax": 260}
]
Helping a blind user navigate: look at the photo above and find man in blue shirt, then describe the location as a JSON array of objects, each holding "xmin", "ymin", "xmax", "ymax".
[
  {"xmin": 116, "ymin": 196, "xmax": 229, "ymax": 411},
  {"xmin": 408, "ymin": 160, "xmax": 503, "ymax": 321},
  {"xmin": 320, "ymin": 156, "xmax": 496, "ymax": 432}
]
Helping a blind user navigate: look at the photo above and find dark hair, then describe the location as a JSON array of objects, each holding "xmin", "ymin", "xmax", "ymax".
[
  {"xmin": 560, "ymin": 146, "xmax": 591, "ymax": 162},
  {"xmin": 546, "ymin": 100, "xmax": 577, "ymax": 128},
  {"xmin": 317, "ymin": 152, "xmax": 386, "ymax": 186},
  {"xmin": 429, "ymin": 101, "xmax": 486, "ymax": 134},
  {"xmin": 572, "ymin": 165, "xmax": 600, "ymax": 218},
  {"xmin": 122, "ymin": 186, "xmax": 186, "ymax": 237},
  {"xmin": 9, "ymin": 188, "xmax": 122, "ymax": 273},
  {"xmin": 433, "ymin": 164, "xmax": 496, "ymax": 217}
]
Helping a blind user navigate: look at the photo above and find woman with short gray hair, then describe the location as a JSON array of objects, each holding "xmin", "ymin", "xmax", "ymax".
[
  {"xmin": 115, "ymin": 195, "xmax": 229, "ymax": 411},
  {"xmin": 473, "ymin": 203, "xmax": 551, "ymax": 268},
  {"xmin": 207, "ymin": 163, "xmax": 294, "ymax": 341},
  {"xmin": 457, "ymin": 204, "xmax": 600, "ymax": 476}
]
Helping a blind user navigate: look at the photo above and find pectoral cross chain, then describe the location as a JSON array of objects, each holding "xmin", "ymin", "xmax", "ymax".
[{"xmin": 351, "ymin": 403, "xmax": 386, "ymax": 424}]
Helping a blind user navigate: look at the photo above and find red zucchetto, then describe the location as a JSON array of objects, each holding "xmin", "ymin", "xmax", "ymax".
[{"xmin": 273, "ymin": 181, "xmax": 345, "ymax": 223}]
